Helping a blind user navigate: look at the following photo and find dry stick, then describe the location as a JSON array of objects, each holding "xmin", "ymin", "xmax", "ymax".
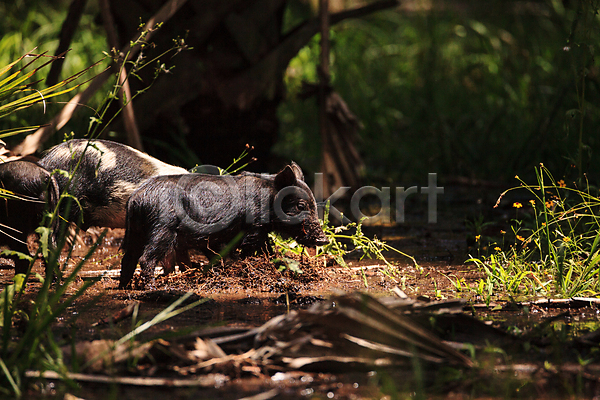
[
  {"xmin": 14, "ymin": 0, "xmax": 190, "ymax": 156},
  {"xmin": 91, "ymin": 301, "xmax": 138, "ymax": 327},
  {"xmin": 318, "ymin": 0, "xmax": 363, "ymax": 195},
  {"xmin": 14, "ymin": 69, "xmax": 112, "ymax": 155},
  {"xmin": 99, "ymin": 0, "xmax": 143, "ymax": 151},
  {"xmin": 318, "ymin": 0, "xmax": 339, "ymax": 198},
  {"xmin": 46, "ymin": 0, "xmax": 88, "ymax": 87},
  {"xmin": 24, "ymin": 370, "xmax": 224, "ymax": 387}
]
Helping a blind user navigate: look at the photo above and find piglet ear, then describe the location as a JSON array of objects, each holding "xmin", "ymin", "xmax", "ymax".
[
  {"xmin": 289, "ymin": 161, "xmax": 305, "ymax": 182},
  {"xmin": 275, "ymin": 164, "xmax": 298, "ymax": 188}
]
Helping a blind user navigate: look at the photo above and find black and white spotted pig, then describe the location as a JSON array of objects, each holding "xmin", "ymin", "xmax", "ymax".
[
  {"xmin": 38, "ymin": 139, "xmax": 189, "ymax": 231},
  {"xmin": 0, "ymin": 160, "xmax": 59, "ymax": 274},
  {"xmin": 119, "ymin": 162, "xmax": 329, "ymax": 288}
]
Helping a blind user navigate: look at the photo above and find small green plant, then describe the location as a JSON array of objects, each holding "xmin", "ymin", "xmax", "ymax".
[
  {"xmin": 442, "ymin": 274, "xmax": 468, "ymax": 294},
  {"xmin": 269, "ymin": 233, "xmax": 306, "ymax": 274},
  {"xmin": 0, "ymin": 26, "xmax": 190, "ymax": 396},
  {"xmin": 470, "ymin": 164, "xmax": 600, "ymax": 299},
  {"xmin": 273, "ymin": 255, "xmax": 304, "ymax": 275},
  {"xmin": 222, "ymin": 144, "xmax": 256, "ymax": 174},
  {"xmin": 0, "ymin": 209, "xmax": 105, "ymax": 396},
  {"xmin": 190, "ymin": 144, "xmax": 256, "ymax": 175},
  {"xmin": 468, "ymin": 249, "xmax": 552, "ymax": 300},
  {"xmin": 87, "ymin": 24, "xmax": 188, "ymax": 140},
  {"xmin": 272, "ymin": 202, "xmax": 418, "ymax": 286},
  {"xmin": 317, "ymin": 202, "xmax": 417, "ymax": 268}
]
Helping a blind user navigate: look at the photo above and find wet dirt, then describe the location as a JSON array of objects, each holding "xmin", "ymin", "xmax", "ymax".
[{"xmin": 3, "ymin": 184, "xmax": 600, "ymax": 399}]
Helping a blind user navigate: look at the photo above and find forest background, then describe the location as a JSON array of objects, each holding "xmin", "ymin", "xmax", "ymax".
[{"xmin": 0, "ymin": 0, "xmax": 598, "ymax": 192}]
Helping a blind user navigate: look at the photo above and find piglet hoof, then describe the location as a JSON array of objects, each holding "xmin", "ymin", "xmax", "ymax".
[{"xmin": 118, "ymin": 277, "xmax": 136, "ymax": 290}]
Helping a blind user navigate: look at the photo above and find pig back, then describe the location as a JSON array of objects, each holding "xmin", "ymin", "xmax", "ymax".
[
  {"xmin": 128, "ymin": 173, "xmax": 259, "ymax": 231},
  {"xmin": 38, "ymin": 139, "xmax": 188, "ymax": 229}
]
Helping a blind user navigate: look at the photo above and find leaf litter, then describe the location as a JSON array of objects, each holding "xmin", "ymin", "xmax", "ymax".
[{"xmin": 6, "ymin": 225, "xmax": 600, "ymax": 398}]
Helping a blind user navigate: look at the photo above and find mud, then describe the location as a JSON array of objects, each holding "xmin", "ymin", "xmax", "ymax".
[{"xmin": 3, "ymin": 184, "xmax": 600, "ymax": 399}]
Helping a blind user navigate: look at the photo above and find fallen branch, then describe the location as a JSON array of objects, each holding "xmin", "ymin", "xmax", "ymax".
[
  {"xmin": 91, "ymin": 302, "xmax": 138, "ymax": 327},
  {"xmin": 25, "ymin": 370, "xmax": 227, "ymax": 387},
  {"xmin": 99, "ymin": 0, "xmax": 143, "ymax": 150},
  {"xmin": 46, "ymin": 0, "xmax": 88, "ymax": 86}
]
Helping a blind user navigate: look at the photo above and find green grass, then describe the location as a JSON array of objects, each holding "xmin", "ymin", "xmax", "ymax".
[
  {"xmin": 0, "ymin": 50, "xmax": 99, "ymax": 139},
  {"xmin": 272, "ymin": 202, "xmax": 418, "ymax": 287},
  {"xmin": 0, "ymin": 46, "xmax": 103, "ymax": 395},
  {"xmin": 0, "ymin": 205, "xmax": 104, "ymax": 396},
  {"xmin": 0, "ymin": 2, "xmax": 109, "ymax": 142},
  {"xmin": 276, "ymin": 2, "xmax": 600, "ymax": 185},
  {"xmin": 0, "ymin": 33, "xmax": 191, "ymax": 395},
  {"xmin": 469, "ymin": 165, "xmax": 600, "ymax": 300}
]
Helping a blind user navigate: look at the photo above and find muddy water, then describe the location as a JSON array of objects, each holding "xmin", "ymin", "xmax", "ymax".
[
  {"xmin": 0, "ymin": 184, "xmax": 515, "ymax": 341},
  {"xmin": 0, "ymin": 219, "xmax": 484, "ymax": 342},
  {"xmin": 5, "ymin": 184, "xmax": 600, "ymax": 398}
]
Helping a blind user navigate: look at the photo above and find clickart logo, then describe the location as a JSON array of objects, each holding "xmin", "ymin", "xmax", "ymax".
[{"xmin": 313, "ymin": 173, "xmax": 444, "ymax": 224}]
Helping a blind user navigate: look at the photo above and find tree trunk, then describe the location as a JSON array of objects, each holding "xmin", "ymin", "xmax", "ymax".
[{"xmin": 18, "ymin": 0, "xmax": 398, "ymax": 178}]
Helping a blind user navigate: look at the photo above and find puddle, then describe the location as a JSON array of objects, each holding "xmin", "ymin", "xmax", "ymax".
[{"xmin": 4, "ymin": 185, "xmax": 600, "ymax": 399}]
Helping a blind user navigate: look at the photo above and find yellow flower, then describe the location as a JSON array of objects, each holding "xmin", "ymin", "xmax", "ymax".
[
  {"xmin": 545, "ymin": 201, "xmax": 553, "ymax": 209},
  {"xmin": 500, "ymin": 230, "xmax": 506, "ymax": 235},
  {"xmin": 494, "ymin": 246, "xmax": 501, "ymax": 251},
  {"xmin": 529, "ymin": 200, "xmax": 535, "ymax": 206},
  {"xmin": 558, "ymin": 180, "xmax": 566, "ymax": 188},
  {"xmin": 475, "ymin": 235, "xmax": 481, "ymax": 242},
  {"xmin": 516, "ymin": 235, "xmax": 525, "ymax": 242},
  {"xmin": 563, "ymin": 237, "xmax": 571, "ymax": 242},
  {"xmin": 513, "ymin": 202, "xmax": 523, "ymax": 209}
]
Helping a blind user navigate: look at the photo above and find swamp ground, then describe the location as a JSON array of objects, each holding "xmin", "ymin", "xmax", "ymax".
[{"xmin": 3, "ymin": 184, "xmax": 600, "ymax": 399}]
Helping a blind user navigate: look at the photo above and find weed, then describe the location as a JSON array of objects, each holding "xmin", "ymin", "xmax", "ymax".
[
  {"xmin": 471, "ymin": 165, "xmax": 600, "ymax": 299},
  {"xmin": 0, "ymin": 50, "xmax": 101, "ymax": 395},
  {"xmin": 0, "ymin": 29, "xmax": 191, "ymax": 396},
  {"xmin": 442, "ymin": 274, "xmax": 468, "ymax": 294},
  {"xmin": 0, "ymin": 210, "xmax": 104, "ymax": 396},
  {"xmin": 0, "ymin": 50, "xmax": 99, "ymax": 139},
  {"xmin": 190, "ymin": 144, "xmax": 256, "ymax": 175},
  {"xmin": 273, "ymin": 202, "xmax": 418, "ymax": 287},
  {"xmin": 87, "ymin": 25, "xmax": 188, "ymax": 140}
]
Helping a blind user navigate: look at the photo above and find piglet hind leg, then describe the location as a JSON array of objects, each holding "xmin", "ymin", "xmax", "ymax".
[
  {"xmin": 119, "ymin": 244, "xmax": 144, "ymax": 289},
  {"xmin": 136, "ymin": 232, "xmax": 178, "ymax": 289},
  {"xmin": 165, "ymin": 240, "xmax": 191, "ymax": 273},
  {"xmin": 177, "ymin": 247, "xmax": 192, "ymax": 271},
  {"xmin": 136, "ymin": 255, "xmax": 161, "ymax": 290},
  {"xmin": 119, "ymin": 218, "xmax": 147, "ymax": 289}
]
